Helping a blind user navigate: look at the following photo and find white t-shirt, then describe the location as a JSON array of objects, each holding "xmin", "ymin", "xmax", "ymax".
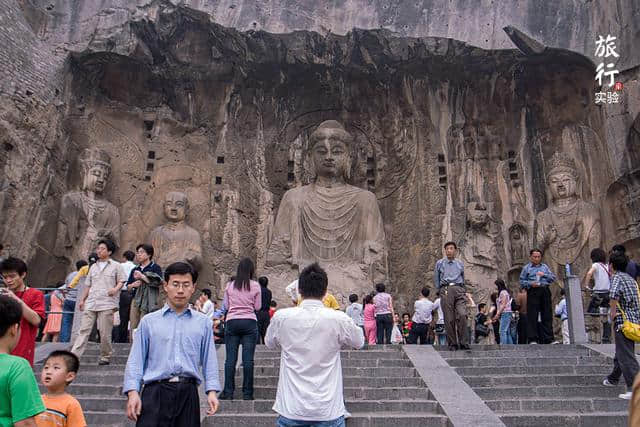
[
  {"xmin": 201, "ymin": 299, "xmax": 215, "ymax": 320},
  {"xmin": 120, "ymin": 261, "xmax": 136, "ymax": 290},
  {"xmin": 592, "ymin": 262, "xmax": 611, "ymax": 292}
]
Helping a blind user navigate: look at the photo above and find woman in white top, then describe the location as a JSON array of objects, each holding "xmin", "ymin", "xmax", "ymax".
[
  {"xmin": 584, "ymin": 248, "xmax": 612, "ymax": 343},
  {"xmin": 493, "ymin": 279, "xmax": 514, "ymax": 345}
]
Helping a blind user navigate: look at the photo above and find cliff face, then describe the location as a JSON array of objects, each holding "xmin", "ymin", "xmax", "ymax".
[{"xmin": 1, "ymin": 1, "xmax": 639, "ymax": 311}]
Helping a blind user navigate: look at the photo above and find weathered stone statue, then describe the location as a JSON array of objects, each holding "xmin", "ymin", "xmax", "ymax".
[
  {"xmin": 56, "ymin": 148, "xmax": 120, "ymax": 263},
  {"xmin": 535, "ymin": 152, "xmax": 602, "ymax": 342},
  {"xmin": 149, "ymin": 191, "xmax": 203, "ymax": 271},
  {"xmin": 266, "ymin": 120, "xmax": 387, "ymax": 303},
  {"xmin": 535, "ymin": 152, "xmax": 601, "ymax": 272},
  {"xmin": 461, "ymin": 201, "xmax": 499, "ymax": 304}
]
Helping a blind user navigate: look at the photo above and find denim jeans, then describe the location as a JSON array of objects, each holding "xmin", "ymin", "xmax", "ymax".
[
  {"xmin": 277, "ymin": 416, "xmax": 345, "ymax": 427},
  {"xmin": 59, "ymin": 299, "xmax": 76, "ymax": 343},
  {"xmin": 223, "ymin": 319, "xmax": 258, "ymax": 398},
  {"xmin": 499, "ymin": 312, "xmax": 513, "ymax": 344}
]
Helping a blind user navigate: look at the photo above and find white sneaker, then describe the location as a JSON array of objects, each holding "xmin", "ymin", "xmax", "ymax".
[
  {"xmin": 344, "ymin": 410, "xmax": 352, "ymax": 419},
  {"xmin": 603, "ymin": 378, "xmax": 616, "ymax": 387},
  {"xmin": 619, "ymin": 391, "xmax": 632, "ymax": 400},
  {"xmin": 529, "ymin": 341, "xmax": 538, "ymax": 345}
]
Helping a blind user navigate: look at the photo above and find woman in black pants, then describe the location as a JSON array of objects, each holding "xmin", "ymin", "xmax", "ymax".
[
  {"xmin": 219, "ymin": 258, "xmax": 262, "ymax": 400},
  {"xmin": 256, "ymin": 276, "xmax": 272, "ymax": 344},
  {"xmin": 373, "ymin": 283, "xmax": 395, "ymax": 344}
]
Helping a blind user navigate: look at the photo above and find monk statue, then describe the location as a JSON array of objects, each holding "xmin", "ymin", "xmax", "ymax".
[
  {"xmin": 266, "ymin": 120, "xmax": 388, "ymax": 304},
  {"xmin": 149, "ymin": 191, "xmax": 203, "ymax": 271},
  {"xmin": 56, "ymin": 148, "xmax": 120, "ymax": 264},
  {"xmin": 535, "ymin": 152, "xmax": 601, "ymax": 273}
]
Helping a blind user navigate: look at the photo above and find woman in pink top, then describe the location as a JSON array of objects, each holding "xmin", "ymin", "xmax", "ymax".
[
  {"xmin": 219, "ymin": 257, "xmax": 262, "ymax": 400},
  {"xmin": 363, "ymin": 294, "xmax": 377, "ymax": 345}
]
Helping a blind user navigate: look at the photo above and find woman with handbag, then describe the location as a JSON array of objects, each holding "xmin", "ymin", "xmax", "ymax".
[
  {"xmin": 475, "ymin": 303, "xmax": 494, "ymax": 345},
  {"xmin": 492, "ymin": 279, "xmax": 514, "ymax": 345},
  {"xmin": 603, "ymin": 251, "xmax": 640, "ymax": 400}
]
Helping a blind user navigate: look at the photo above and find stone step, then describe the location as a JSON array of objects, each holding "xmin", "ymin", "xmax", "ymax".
[
  {"xmin": 437, "ymin": 344, "xmax": 594, "ymax": 352},
  {"xmin": 81, "ymin": 348, "xmax": 408, "ymax": 359},
  {"xmin": 454, "ymin": 365, "xmax": 612, "ymax": 377},
  {"xmin": 438, "ymin": 348, "xmax": 598, "ymax": 359},
  {"xmin": 462, "ymin": 374, "xmax": 617, "ymax": 388},
  {"xmin": 75, "ymin": 386, "xmax": 432, "ymax": 411},
  {"xmin": 445, "ymin": 356, "xmax": 609, "ymax": 368},
  {"xmin": 217, "ymin": 399, "xmax": 441, "ymax": 414},
  {"xmin": 486, "ymin": 397, "xmax": 630, "ymax": 413},
  {"xmin": 45, "ymin": 374, "xmax": 425, "ymax": 389},
  {"xmin": 202, "ymin": 413, "xmax": 449, "ymax": 427},
  {"xmin": 474, "ymin": 385, "xmax": 626, "ymax": 400},
  {"xmin": 498, "ymin": 412, "xmax": 627, "ymax": 427},
  {"xmin": 82, "ymin": 412, "xmax": 135, "ymax": 427}
]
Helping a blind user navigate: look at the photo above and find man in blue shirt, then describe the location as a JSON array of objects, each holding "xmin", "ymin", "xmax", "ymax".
[
  {"xmin": 434, "ymin": 241, "xmax": 469, "ymax": 351},
  {"xmin": 123, "ymin": 262, "xmax": 220, "ymax": 426},
  {"xmin": 519, "ymin": 248, "xmax": 557, "ymax": 344}
]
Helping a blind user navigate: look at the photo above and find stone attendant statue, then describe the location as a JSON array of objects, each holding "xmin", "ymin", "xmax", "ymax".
[
  {"xmin": 266, "ymin": 120, "xmax": 387, "ymax": 303},
  {"xmin": 535, "ymin": 152, "xmax": 602, "ymax": 342},
  {"xmin": 535, "ymin": 152, "xmax": 601, "ymax": 272},
  {"xmin": 149, "ymin": 191, "xmax": 203, "ymax": 271},
  {"xmin": 56, "ymin": 148, "xmax": 120, "ymax": 264}
]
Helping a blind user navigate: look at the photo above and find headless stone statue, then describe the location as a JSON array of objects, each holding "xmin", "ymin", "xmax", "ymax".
[
  {"xmin": 56, "ymin": 148, "xmax": 120, "ymax": 264},
  {"xmin": 266, "ymin": 120, "xmax": 387, "ymax": 303},
  {"xmin": 149, "ymin": 191, "xmax": 203, "ymax": 271}
]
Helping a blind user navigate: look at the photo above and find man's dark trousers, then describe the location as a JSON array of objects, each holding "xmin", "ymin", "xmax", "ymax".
[
  {"xmin": 607, "ymin": 330, "xmax": 640, "ymax": 388},
  {"xmin": 442, "ymin": 285, "xmax": 469, "ymax": 347},
  {"xmin": 136, "ymin": 380, "xmax": 200, "ymax": 427},
  {"xmin": 115, "ymin": 290, "xmax": 134, "ymax": 343},
  {"xmin": 526, "ymin": 286, "xmax": 553, "ymax": 343}
]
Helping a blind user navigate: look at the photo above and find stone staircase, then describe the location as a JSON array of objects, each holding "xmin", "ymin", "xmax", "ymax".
[
  {"xmin": 438, "ymin": 345, "xmax": 629, "ymax": 427},
  {"xmin": 35, "ymin": 343, "xmax": 449, "ymax": 426}
]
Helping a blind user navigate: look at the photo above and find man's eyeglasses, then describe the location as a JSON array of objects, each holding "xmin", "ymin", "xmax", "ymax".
[{"xmin": 167, "ymin": 282, "xmax": 194, "ymax": 290}]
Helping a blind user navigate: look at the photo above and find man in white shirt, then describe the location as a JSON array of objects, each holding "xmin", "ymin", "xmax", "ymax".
[
  {"xmin": 285, "ymin": 279, "xmax": 300, "ymax": 305},
  {"xmin": 408, "ymin": 287, "xmax": 440, "ymax": 344},
  {"xmin": 115, "ymin": 250, "xmax": 137, "ymax": 343},
  {"xmin": 197, "ymin": 288, "xmax": 215, "ymax": 320},
  {"xmin": 266, "ymin": 263, "xmax": 364, "ymax": 427},
  {"xmin": 345, "ymin": 294, "xmax": 364, "ymax": 335}
]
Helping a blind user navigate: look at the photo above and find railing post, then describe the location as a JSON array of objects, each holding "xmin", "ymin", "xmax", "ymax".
[{"xmin": 564, "ymin": 275, "xmax": 588, "ymax": 344}]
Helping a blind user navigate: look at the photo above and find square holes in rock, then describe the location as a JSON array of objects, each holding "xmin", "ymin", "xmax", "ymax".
[
  {"xmin": 217, "ymin": 156, "xmax": 225, "ymax": 164},
  {"xmin": 215, "ymin": 177, "xmax": 222, "ymax": 185},
  {"xmin": 146, "ymin": 163, "xmax": 154, "ymax": 172},
  {"xmin": 148, "ymin": 151, "xmax": 155, "ymax": 159},
  {"xmin": 437, "ymin": 154, "xmax": 445, "ymax": 163},
  {"xmin": 287, "ymin": 172, "xmax": 295, "ymax": 182}
]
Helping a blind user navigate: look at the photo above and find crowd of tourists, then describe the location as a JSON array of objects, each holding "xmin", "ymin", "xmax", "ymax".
[{"xmin": 1, "ymin": 237, "xmax": 640, "ymax": 426}]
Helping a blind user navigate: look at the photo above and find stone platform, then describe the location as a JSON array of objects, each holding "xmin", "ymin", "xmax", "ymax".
[{"xmin": 33, "ymin": 343, "xmax": 630, "ymax": 426}]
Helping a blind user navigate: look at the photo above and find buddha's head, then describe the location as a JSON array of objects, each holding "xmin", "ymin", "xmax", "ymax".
[
  {"xmin": 546, "ymin": 153, "xmax": 579, "ymax": 201},
  {"xmin": 164, "ymin": 191, "xmax": 188, "ymax": 223},
  {"xmin": 309, "ymin": 120, "xmax": 353, "ymax": 182},
  {"xmin": 80, "ymin": 148, "xmax": 112, "ymax": 194}
]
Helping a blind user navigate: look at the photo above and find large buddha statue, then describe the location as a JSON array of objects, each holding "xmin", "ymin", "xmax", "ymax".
[
  {"xmin": 149, "ymin": 191, "xmax": 203, "ymax": 271},
  {"xmin": 535, "ymin": 152, "xmax": 601, "ymax": 273},
  {"xmin": 266, "ymin": 120, "xmax": 388, "ymax": 303},
  {"xmin": 56, "ymin": 148, "xmax": 120, "ymax": 264}
]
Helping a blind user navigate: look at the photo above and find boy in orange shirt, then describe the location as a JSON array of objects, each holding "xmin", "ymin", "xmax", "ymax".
[{"xmin": 36, "ymin": 351, "xmax": 86, "ymax": 427}]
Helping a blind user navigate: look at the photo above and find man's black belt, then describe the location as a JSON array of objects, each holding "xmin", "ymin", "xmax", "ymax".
[
  {"xmin": 441, "ymin": 283, "xmax": 464, "ymax": 287},
  {"xmin": 148, "ymin": 376, "xmax": 197, "ymax": 386}
]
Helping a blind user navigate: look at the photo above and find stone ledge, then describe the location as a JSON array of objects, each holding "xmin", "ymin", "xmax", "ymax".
[{"xmin": 403, "ymin": 345, "xmax": 505, "ymax": 427}]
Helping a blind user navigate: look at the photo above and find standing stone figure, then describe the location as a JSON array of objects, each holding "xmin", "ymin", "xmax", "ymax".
[
  {"xmin": 535, "ymin": 152, "xmax": 601, "ymax": 273},
  {"xmin": 535, "ymin": 152, "xmax": 602, "ymax": 341},
  {"xmin": 149, "ymin": 191, "xmax": 203, "ymax": 271},
  {"xmin": 56, "ymin": 148, "xmax": 120, "ymax": 264},
  {"xmin": 266, "ymin": 120, "xmax": 387, "ymax": 303}
]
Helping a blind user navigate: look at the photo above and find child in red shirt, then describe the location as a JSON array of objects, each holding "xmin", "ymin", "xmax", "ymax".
[{"xmin": 0, "ymin": 257, "xmax": 45, "ymax": 366}]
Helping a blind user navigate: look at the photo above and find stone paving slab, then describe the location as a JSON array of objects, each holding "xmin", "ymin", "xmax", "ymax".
[{"xmin": 403, "ymin": 345, "xmax": 505, "ymax": 427}]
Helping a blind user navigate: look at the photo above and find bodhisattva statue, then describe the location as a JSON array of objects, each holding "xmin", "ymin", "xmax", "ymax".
[
  {"xmin": 266, "ymin": 120, "xmax": 388, "ymax": 303},
  {"xmin": 149, "ymin": 191, "xmax": 203, "ymax": 271},
  {"xmin": 535, "ymin": 152, "xmax": 602, "ymax": 342},
  {"xmin": 535, "ymin": 152, "xmax": 601, "ymax": 272},
  {"xmin": 56, "ymin": 148, "xmax": 120, "ymax": 264}
]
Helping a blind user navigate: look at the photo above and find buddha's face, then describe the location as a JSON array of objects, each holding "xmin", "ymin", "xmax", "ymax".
[
  {"xmin": 548, "ymin": 171, "xmax": 577, "ymax": 200},
  {"xmin": 82, "ymin": 164, "xmax": 110, "ymax": 193},
  {"xmin": 310, "ymin": 128, "xmax": 350, "ymax": 180},
  {"xmin": 164, "ymin": 192, "xmax": 188, "ymax": 222}
]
